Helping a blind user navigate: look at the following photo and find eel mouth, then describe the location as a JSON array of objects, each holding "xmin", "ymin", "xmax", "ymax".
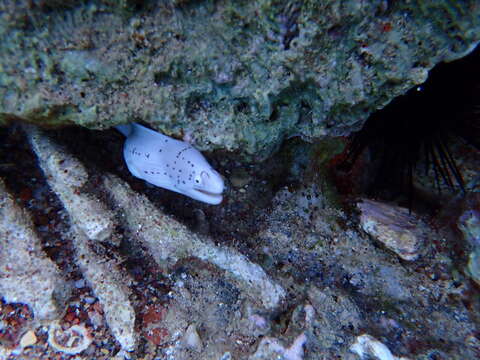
[{"xmin": 192, "ymin": 188, "xmax": 223, "ymax": 204}]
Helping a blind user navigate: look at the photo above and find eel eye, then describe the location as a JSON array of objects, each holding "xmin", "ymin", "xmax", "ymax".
[{"xmin": 194, "ymin": 171, "xmax": 210, "ymax": 186}]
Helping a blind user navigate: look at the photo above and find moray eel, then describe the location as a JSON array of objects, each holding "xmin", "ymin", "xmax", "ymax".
[{"xmin": 116, "ymin": 123, "xmax": 224, "ymax": 205}]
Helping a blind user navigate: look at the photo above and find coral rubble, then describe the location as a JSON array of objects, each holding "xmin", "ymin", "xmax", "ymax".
[{"xmin": 0, "ymin": 179, "xmax": 67, "ymax": 322}]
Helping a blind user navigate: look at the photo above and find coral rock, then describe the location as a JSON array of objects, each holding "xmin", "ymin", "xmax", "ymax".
[
  {"xmin": 350, "ymin": 334, "xmax": 411, "ymax": 360},
  {"xmin": 0, "ymin": 179, "xmax": 67, "ymax": 321},
  {"xmin": 25, "ymin": 125, "xmax": 115, "ymax": 243},
  {"xmin": 103, "ymin": 174, "xmax": 286, "ymax": 309},
  {"xmin": 1, "ymin": 2, "xmax": 479, "ymax": 160},
  {"xmin": 357, "ymin": 199, "xmax": 427, "ymax": 261}
]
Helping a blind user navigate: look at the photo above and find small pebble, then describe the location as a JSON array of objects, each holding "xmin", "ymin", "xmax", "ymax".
[
  {"xmin": 75, "ymin": 279, "xmax": 86, "ymax": 288},
  {"xmin": 84, "ymin": 296, "xmax": 96, "ymax": 304},
  {"xmin": 219, "ymin": 352, "xmax": 232, "ymax": 360},
  {"xmin": 20, "ymin": 330, "xmax": 37, "ymax": 348},
  {"xmin": 182, "ymin": 324, "xmax": 203, "ymax": 352},
  {"xmin": 230, "ymin": 168, "xmax": 251, "ymax": 188}
]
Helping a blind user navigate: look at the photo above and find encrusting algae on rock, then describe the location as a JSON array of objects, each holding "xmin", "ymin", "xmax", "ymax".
[{"xmin": 1, "ymin": 1, "xmax": 479, "ymax": 160}]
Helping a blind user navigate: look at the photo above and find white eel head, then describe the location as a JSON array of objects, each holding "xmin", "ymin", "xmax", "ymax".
[
  {"xmin": 119, "ymin": 123, "xmax": 225, "ymax": 205},
  {"xmin": 168, "ymin": 145, "xmax": 224, "ymax": 204},
  {"xmin": 185, "ymin": 167, "xmax": 224, "ymax": 205}
]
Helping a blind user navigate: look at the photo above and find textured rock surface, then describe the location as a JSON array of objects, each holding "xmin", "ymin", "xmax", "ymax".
[
  {"xmin": 26, "ymin": 126, "xmax": 137, "ymax": 352},
  {"xmin": 1, "ymin": 1, "xmax": 479, "ymax": 159},
  {"xmin": 72, "ymin": 230, "xmax": 137, "ymax": 353},
  {"xmin": 0, "ymin": 179, "xmax": 67, "ymax": 322},
  {"xmin": 253, "ymin": 182, "xmax": 479, "ymax": 359},
  {"xmin": 350, "ymin": 334, "xmax": 411, "ymax": 360},
  {"xmin": 357, "ymin": 199, "xmax": 427, "ymax": 261},
  {"xmin": 1, "ymin": 123, "xmax": 479, "ymax": 358},
  {"xmin": 25, "ymin": 124, "xmax": 114, "ymax": 243},
  {"xmin": 103, "ymin": 173, "xmax": 286, "ymax": 309},
  {"xmin": 0, "ymin": 126, "xmax": 287, "ymax": 357},
  {"xmin": 456, "ymin": 194, "xmax": 480, "ymax": 285}
]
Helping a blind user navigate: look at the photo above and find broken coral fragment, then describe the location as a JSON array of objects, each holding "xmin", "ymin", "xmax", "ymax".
[
  {"xmin": 357, "ymin": 199, "xmax": 426, "ymax": 261},
  {"xmin": 350, "ymin": 334, "xmax": 411, "ymax": 360},
  {"xmin": 19, "ymin": 330, "xmax": 37, "ymax": 349},
  {"xmin": 48, "ymin": 321, "xmax": 92, "ymax": 355},
  {"xmin": 25, "ymin": 124, "xmax": 114, "ymax": 243},
  {"xmin": 24, "ymin": 126, "xmax": 136, "ymax": 352},
  {"xmin": 250, "ymin": 333, "xmax": 307, "ymax": 360},
  {"xmin": 103, "ymin": 173, "xmax": 285, "ymax": 309},
  {"xmin": 72, "ymin": 230, "xmax": 137, "ymax": 353},
  {"xmin": 456, "ymin": 195, "xmax": 480, "ymax": 285},
  {"xmin": 0, "ymin": 179, "xmax": 67, "ymax": 321},
  {"xmin": 181, "ymin": 324, "xmax": 203, "ymax": 352}
]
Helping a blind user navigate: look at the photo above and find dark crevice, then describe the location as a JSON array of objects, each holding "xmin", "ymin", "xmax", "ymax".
[{"xmin": 336, "ymin": 44, "xmax": 480, "ymax": 210}]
